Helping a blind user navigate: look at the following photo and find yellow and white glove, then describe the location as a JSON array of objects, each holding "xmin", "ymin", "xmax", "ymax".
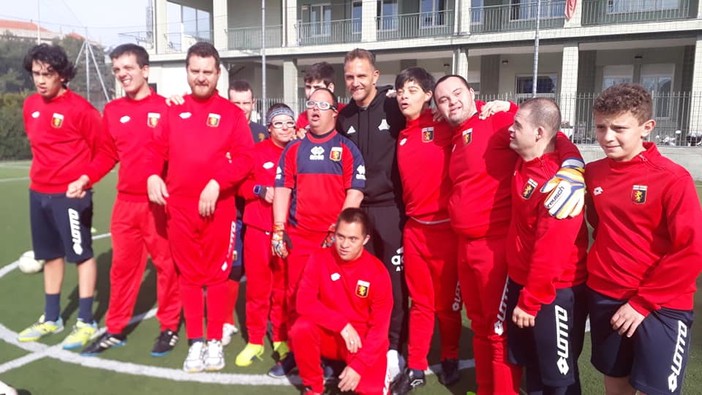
[
  {"xmin": 541, "ymin": 159, "xmax": 585, "ymax": 220},
  {"xmin": 271, "ymin": 224, "xmax": 292, "ymax": 259}
]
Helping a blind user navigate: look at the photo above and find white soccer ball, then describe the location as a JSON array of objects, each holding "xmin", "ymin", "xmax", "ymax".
[
  {"xmin": 0, "ymin": 380, "xmax": 18, "ymax": 395},
  {"xmin": 18, "ymin": 250, "xmax": 45, "ymax": 274}
]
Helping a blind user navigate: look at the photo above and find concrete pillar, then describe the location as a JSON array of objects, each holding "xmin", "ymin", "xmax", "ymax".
[
  {"xmin": 283, "ymin": 59, "xmax": 299, "ymax": 111},
  {"xmin": 361, "ymin": 0, "xmax": 378, "ymax": 43},
  {"xmin": 213, "ymin": 0, "xmax": 228, "ymax": 50},
  {"xmin": 285, "ymin": 0, "xmax": 298, "ymax": 47},
  {"xmin": 689, "ymin": 35, "xmax": 702, "ymax": 137},
  {"xmin": 564, "ymin": 0, "xmax": 583, "ymax": 28},
  {"xmin": 154, "ymin": 0, "xmax": 168, "ymax": 54},
  {"xmin": 217, "ymin": 64, "xmax": 229, "ymax": 99},
  {"xmin": 559, "ymin": 43, "xmax": 579, "ymax": 138},
  {"xmin": 454, "ymin": 0, "xmax": 471, "ymax": 35},
  {"xmin": 452, "ymin": 47, "xmax": 469, "ymax": 78}
]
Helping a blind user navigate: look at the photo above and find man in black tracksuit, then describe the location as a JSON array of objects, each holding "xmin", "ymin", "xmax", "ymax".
[{"xmin": 337, "ymin": 48, "xmax": 408, "ymax": 385}]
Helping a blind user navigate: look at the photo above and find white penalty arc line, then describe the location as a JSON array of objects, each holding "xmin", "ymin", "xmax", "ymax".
[{"xmin": 0, "ymin": 231, "xmax": 476, "ymax": 386}]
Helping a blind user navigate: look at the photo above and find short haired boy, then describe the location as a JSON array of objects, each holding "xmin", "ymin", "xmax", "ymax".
[
  {"xmin": 505, "ymin": 98, "xmax": 589, "ymax": 394},
  {"xmin": 585, "ymin": 83, "xmax": 702, "ymax": 394}
]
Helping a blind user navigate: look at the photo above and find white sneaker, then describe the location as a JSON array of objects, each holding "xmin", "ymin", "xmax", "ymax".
[
  {"xmin": 183, "ymin": 341, "xmax": 206, "ymax": 373},
  {"xmin": 221, "ymin": 323, "xmax": 239, "ymax": 346},
  {"xmin": 204, "ymin": 340, "xmax": 225, "ymax": 371},
  {"xmin": 385, "ymin": 349, "xmax": 402, "ymax": 389}
]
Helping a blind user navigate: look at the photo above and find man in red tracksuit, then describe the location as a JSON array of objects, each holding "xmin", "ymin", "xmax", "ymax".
[
  {"xmin": 433, "ymin": 74, "xmax": 584, "ymax": 394},
  {"xmin": 585, "ymin": 83, "xmax": 702, "ymax": 395},
  {"xmin": 270, "ymin": 87, "xmax": 365, "ymax": 377},
  {"xmin": 146, "ymin": 42, "xmax": 253, "ymax": 373},
  {"xmin": 233, "ymin": 103, "xmax": 296, "ymax": 367},
  {"xmin": 505, "ymin": 98, "xmax": 588, "ymax": 394},
  {"xmin": 67, "ymin": 44, "xmax": 181, "ymax": 358},
  {"xmin": 291, "ymin": 208, "xmax": 393, "ymax": 395},
  {"xmin": 391, "ymin": 67, "xmax": 461, "ymax": 394}
]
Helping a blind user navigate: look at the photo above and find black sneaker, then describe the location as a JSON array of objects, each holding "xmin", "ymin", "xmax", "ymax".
[
  {"xmin": 268, "ymin": 353, "xmax": 296, "ymax": 378},
  {"xmin": 151, "ymin": 330, "xmax": 179, "ymax": 357},
  {"xmin": 80, "ymin": 332, "xmax": 125, "ymax": 356},
  {"xmin": 439, "ymin": 359, "xmax": 460, "ymax": 386},
  {"xmin": 391, "ymin": 368, "xmax": 425, "ymax": 395}
]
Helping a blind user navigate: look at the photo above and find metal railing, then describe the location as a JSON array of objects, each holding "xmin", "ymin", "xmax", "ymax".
[
  {"xmin": 581, "ymin": 0, "xmax": 693, "ymax": 25},
  {"xmin": 163, "ymin": 32, "xmax": 213, "ymax": 53},
  {"xmin": 227, "ymin": 25, "xmax": 283, "ymax": 51},
  {"xmin": 470, "ymin": 1, "xmax": 566, "ymax": 33},
  {"xmin": 297, "ymin": 18, "xmax": 361, "ymax": 46},
  {"xmin": 375, "ymin": 10, "xmax": 454, "ymax": 41}
]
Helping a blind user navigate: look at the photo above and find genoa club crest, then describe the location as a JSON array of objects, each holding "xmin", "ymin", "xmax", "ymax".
[
  {"xmin": 51, "ymin": 113, "xmax": 64, "ymax": 128},
  {"xmin": 462, "ymin": 128, "xmax": 473, "ymax": 145},
  {"xmin": 355, "ymin": 280, "xmax": 370, "ymax": 298},
  {"xmin": 422, "ymin": 127, "xmax": 434, "ymax": 143},
  {"xmin": 147, "ymin": 112, "xmax": 160, "ymax": 128},
  {"xmin": 631, "ymin": 185, "xmax": 647, "ymax": 204},
  {"xmin": 522, "ymin": 179, "xmax": 538, "ymax": 200},
  {"xmin": 207, "ymin": 113, "xmax": 221, "ymax": 127},
  {"xmin": 330, "ymin": 146, "xmax": 343, "ymax": 162}
]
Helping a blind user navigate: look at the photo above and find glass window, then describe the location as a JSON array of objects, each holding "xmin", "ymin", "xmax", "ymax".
[
  {"xmin": 352, "ymin": 1, "xmax": 362, "ymax": 33},
  {"xmin": 471, "ymin": 0, "xmax": 484, "ymax": 24},
  {"xmin": 641, "ymin": 63, "xmax": 674, "ymax": 118},
  {"xmin": 516, "ymin": 74, "xmax": 558, "ymax": 95},
  {"xmin": 377, "ymin": 0, "xmax": 399, "ymax": 31},
  {"xmin": 608, "ymin": 0, "xmax": 680, "ymax": 13},
  {"xmin": 309, "ymin": 4, "xmax": 332, "ymax": 36},
  {"xmin": 510, "ymin": 0, "xmax": 566, "ymax": 20},
  {"xmin": 421, "ymin": 0, "xmax": 447, "ymax": 27},
  {"xmin": 602, "ymin": 65, "xmax": 633, "ymax": 90}
]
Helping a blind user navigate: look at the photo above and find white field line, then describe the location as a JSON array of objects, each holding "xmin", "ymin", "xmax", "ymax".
[{"xmin": 0, "ymin": 177, "xmax": 29, "ymax": 183}]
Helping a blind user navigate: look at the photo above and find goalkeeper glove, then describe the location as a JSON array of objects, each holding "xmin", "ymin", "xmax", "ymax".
[
  {"xmin": 271, "ymin": 223, "xmax": 292, "ymax": 259},
  {"xmin": 541, "ymin": 159, "xmax": 585, "ymax": 220},
  {"xmin": 321, "ymin": 223, "xmax": 336, "ymax": 248}
]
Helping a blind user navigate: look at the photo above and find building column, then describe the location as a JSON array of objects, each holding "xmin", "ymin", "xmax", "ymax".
[
  {"xmin": 454, "ymin": 0, "xmax": 471, "ymax": 35},
  {"xmin": 560, "ymin": 43, "xmax": 579, "ymax": 139},
  {"xmin": 218, "ymin": 64, "xmax": 229, "ymax": 99},
  {"xmin": 154, "ymin": 0, "xmax": 168, "ymax": 54},
  {"xmin": 563, "ymin": 0, "xmax": 583, "ymax": 28},
  {"xmin": 361, "ymin": 0, "xmax": 378, "ymax": 43},
  {"xmin": 452, "ymin": 47, "xmax": 469, "ymax": 77},
  {"xmin": 283, "ymin": 59, "xmax": 299, "ymax": 112},
  {"xmin": 213, "ymin": 0, "xmax": 228, "ymax": 50},
  {"xmin": 689, "ymin": 35, "xmax": 702, "ymax": 137},
  {"xmin": 285, "ymin": 0, "xmax": 298, "ymax": 47}
]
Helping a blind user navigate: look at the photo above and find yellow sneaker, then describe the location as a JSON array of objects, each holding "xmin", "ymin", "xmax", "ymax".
[
  {"xmin": 235, "ymin": 343, "xmax": 264, "ymax": 367},
  {"xmin": 273, "ymin": 341, "xmax": 289, "ymax": 359},
  {"xmin": 17, "ymin": 315, "xmax": 64, "ymax": 342},
  {"xmin": 62, "ymin": 319, "xmax": 98, "ymax": 350}
]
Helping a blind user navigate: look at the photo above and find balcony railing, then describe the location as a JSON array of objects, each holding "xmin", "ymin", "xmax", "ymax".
[
  {"xmin": 164, "ymin": 32, "xmax": 212, "ymax": 53},
  {"xmin": 582, "ymin": 0, "xmax": 693, "ymax": 25},
  {"xmin": 227, "ymin": 25, "xmax": 283, "ymax": 51},
  {"xmin": 375, "ymin": 10, "xmax": 454, "ymax": 41},
  {"xmin": 470, "ymin": 1, "xmax": 566, "ymax": 33},
  {"xmin": 297, "ymin": 18, "xmax": 361, "ymax": 46}
]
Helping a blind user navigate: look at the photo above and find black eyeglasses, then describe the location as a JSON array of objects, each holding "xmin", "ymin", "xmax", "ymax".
[
  {"xmin": 271, "ymin": 121, "xmax": 296, "ymax": 129},
  {"xmin": 305, "ymin": 100, "xmax": 335, "ymax": 111}
]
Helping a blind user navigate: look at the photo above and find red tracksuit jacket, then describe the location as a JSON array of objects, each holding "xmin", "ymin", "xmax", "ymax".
[
  {"xmin": 507, "ymin": 151, "xmax": 588, "ymax": 316},
  {"xmin": 585, "ymin": 142, "xmax": 702, "ymax": 316},
  {"xmin": 23, "ymin": 89, "xmax": 104, "ymax": 193},
  {"xmin": 296, "ymin": 248, "xmax": 393, "ymax": 376},
  {"xmin": 397, "ymin": 109, "xmax": 453, "ymax": 222},
  {"xmin": 84, "ymin": 90, "xmax": 167, "ymax": 201},
  {"xmin": 239, "ymin": 138, "xmax": 284, "ymax": 231}
]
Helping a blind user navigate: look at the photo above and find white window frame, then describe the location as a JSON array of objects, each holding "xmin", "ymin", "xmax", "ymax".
[
  {"xmin": 352, "ymin": 1, "xmax": 362, "ymax": 34},
  {"xmin": 602, "ymin": 65, "xmax": 634, "ymax": 90},
  {"xmin": 641, "ymin": 63, "xmax": 675, "ymax": 119},
  {"xmin": 307, "ymin": 3, "xmax": 332, "ymax": 37},
  {"xmin": 377, "ymin": 0, "xmax": 399, "ymax": 32},
  {"xmin": 420, "ymin": 0, "xmax": 447, "ymax": 27}
]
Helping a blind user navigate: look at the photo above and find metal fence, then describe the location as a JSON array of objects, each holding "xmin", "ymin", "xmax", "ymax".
[
  {"xmin": 581, "ymin": 0, "xmax": 694, "ymax": 25},
  {"xmin": 470, "ymin": 1, "xmax": 566, "ymax": 34},
  {"xmin": 375, "ymin": 10, "xmax": 455, "ymax": 41},
  {"xmin": 227, "ymin": 25, "xmax": 283, "ymax": 51},
  {"xmin": 297, "ymin": 18, "xmax": 361, "ymax": 46},
  {"xmin": 163, "ymin": 32, "xmax": 213, "ymax": 53}
]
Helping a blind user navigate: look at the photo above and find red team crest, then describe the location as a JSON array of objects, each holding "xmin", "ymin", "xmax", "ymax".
[
  {"xmin": 207, "ymin": 113, "xmax": 221, "ymax": 127},
  {"xmin": 422, "ymin": 127, "xmax": 434, "ymax": 142},
  {"xmin": 51, "ymin": 113, "xmax": 64, "ymax": 128},
  {"xmin": 462, "ymin": 128, "xmax": 472, "ymax": 145},
  {"xmin": 355, "ymin": 280, "xmax": 370, "ymax": 298},
  {"xmin": 330, "ymin": 147, "xmax": 342, "ymax": 162},
  {"xmin": 521, "ymin": 179, "xmax": 538, "ymax": 200},
  {"xmin": 147, "ymin": 112, "xmax": 160, "ymax": 128},
  {"xmin": 632, "ymin": 185, "xmax": 647, "ymax": 204}
]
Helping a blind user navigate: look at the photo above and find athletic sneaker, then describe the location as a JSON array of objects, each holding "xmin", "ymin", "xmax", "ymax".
[
  {"xmin": 204, "ymin": 340, "xmax": 225, "ymax": 371},
  {"xmin": 62, "ymin": 319, "xmax": 98, "ymax": 350},
  {"xmin": 390, "ymin": 368, "xmax": 426, "ymax": 395},
  {"xmin": 17, "ymin": 315, "xmax": 64, "ymax": 342},
  {"xmin": 151, "ymin": 330, "xmax": 179, "ymax": 357},
  {"xmin": 235, "ymin": 343, "xmax": 264, "ymax": 367},
  {"xmin": 80, "ymin": 332, "xmax": 126, "ymax": 356},
  {"xmin": 385, "ymin": 349, "xmax": 402, "ymax": 388},
  {"xmin": 221, "ymin": 323, "xmax": 239, "ymax": 346},
  {"xmin": 268, "ymin": 353, "xmax": 296, "ymax": 378},
  {"xmin": 439, "ymin": 358, "xmax": 460, "ymax": 386},
  {"xmin": 273, "ymin": 340, "xmax": 289, "ymax": 359},
  {"xmin": 183, "ymin": 341, "xmax": 206, "ymax": 373}
]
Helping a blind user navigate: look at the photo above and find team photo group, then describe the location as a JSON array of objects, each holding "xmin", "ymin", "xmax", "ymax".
[{"xmin": 16, "ymin": 39, "xmax": 702, "ymax": 395}]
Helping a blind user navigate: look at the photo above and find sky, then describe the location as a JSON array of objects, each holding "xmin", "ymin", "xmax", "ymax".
[{"xmin": 0, "ymin": 0, "xmax": 151, "ymax": 47}]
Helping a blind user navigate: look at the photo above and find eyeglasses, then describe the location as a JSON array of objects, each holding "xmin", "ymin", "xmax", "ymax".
[
  {"xmin": 271, "ymin": 121, "xmax": 296, "ymax": 129},
  {"xmin": 305, "ymin": 100, "xmax": 336, "ymax": 111}
]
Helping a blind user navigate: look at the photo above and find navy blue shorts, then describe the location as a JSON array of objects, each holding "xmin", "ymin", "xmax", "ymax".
[
  {"xmin": 29, "ymin": 190, "xmax": 94, "ymax": 263},
  {"xmin": 588, "ymin": 287, "xmax": 693, "ymax": 394},
  {"xmin": 506, "ymin": 279, "xmax": 587, "ymax": 391}
]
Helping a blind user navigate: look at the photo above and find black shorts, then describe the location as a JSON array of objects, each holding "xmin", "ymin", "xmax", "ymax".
[
  {"xmin": 506, "ymin": 279, "xmax": 587, "ymax": 389},
  {"xmin": 29, "ymin": 190, "xmax": 94, "ymax": 263},
  {"xmin": 588, "ymin": 287, "xmax": 693, "ymax": 394}
]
